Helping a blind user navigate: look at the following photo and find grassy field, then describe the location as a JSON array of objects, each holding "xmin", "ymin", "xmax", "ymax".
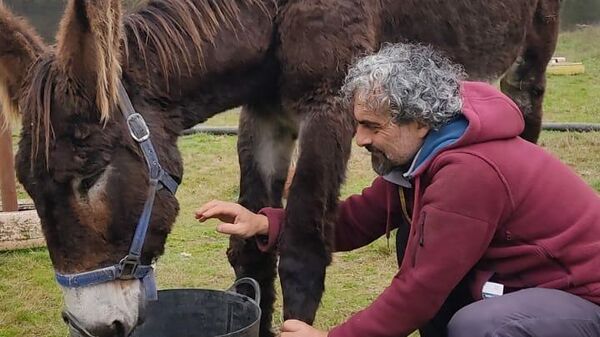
[
  {"xmin": 2, "ymin": 26, "xmax": 600, "ymax": 337},
  {"xmin": 544, "ymin": 25, "xmax": 600, "ymax": 123}
]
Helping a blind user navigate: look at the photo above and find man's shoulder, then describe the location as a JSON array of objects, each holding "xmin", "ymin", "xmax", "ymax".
[{"xmin": 424, "ymin": 147, "xmax": 511, "ymax": 191}]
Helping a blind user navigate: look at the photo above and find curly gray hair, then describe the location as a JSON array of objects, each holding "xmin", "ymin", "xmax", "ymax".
[{"xmin": 341, "ymin": 43, "xmax": 466, "ymax": 130}]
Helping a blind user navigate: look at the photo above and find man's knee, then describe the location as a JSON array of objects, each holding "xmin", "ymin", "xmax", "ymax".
[
  {"xmin": 447, "ymin": 300, "xmax": 495, "ymax": 337},
  {"xmin": 447, "ymin": 289, "xmax": 600, "ymax": 337},
  {"xmin": 447, "ymin": 296, "xmax": 529, "ymax": 337}
]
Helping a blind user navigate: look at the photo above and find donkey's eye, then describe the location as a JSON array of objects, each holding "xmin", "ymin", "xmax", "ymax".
[
  {"xmin": 73, "ymin": 127, "xmax": 91, "ymax": 141},
  {"xmin": 80, "ymin": 169, "xmax": 105, "ymax": 191}
]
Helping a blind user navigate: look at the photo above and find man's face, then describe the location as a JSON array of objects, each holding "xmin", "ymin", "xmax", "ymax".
[{"xmin": 353, "ymin": 95, "xmax": 430, "ymax": 175}]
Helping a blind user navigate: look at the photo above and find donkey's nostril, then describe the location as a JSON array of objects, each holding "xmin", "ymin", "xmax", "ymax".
[
  {"xmin": 62, "ymin": 313, "xmax": 127, "ymax": 337},
  {"xmin": 112, "ymin": 320, "xmax": 126, "ymax": 336},
  {"xmin": 89, "ymin": 321, "xmax": 126, "ymax": 337}
]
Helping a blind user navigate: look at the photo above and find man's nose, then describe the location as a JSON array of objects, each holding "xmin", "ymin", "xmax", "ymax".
[{"xmin": 355, "ymin": 128, "xmax": 371, "ymax": 147}]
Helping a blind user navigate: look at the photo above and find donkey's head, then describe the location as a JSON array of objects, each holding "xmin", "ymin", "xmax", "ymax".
[{"xmin": 0, "ymin": 1, "xmax": 181, "ymax": 335}]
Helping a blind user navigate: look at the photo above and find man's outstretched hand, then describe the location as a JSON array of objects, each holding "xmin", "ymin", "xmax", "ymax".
[{"xmin": 195, "ymin": 200, "xmax": 269, "ymax": 238}]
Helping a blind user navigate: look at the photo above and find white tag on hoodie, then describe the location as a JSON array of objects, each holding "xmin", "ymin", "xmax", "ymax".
[{"xmin": 482, "ymin": 282, "xmax": 504, "ymax": 299}]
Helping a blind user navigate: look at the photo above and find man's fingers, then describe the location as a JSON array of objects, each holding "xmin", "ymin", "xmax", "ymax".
[
  {"xmin": 200, "ymin": 204, "xmax": 230, "ymax": 219},
  {"xmin": 216, "ymin": 222, "xmax": 240, "ymax": 236},
  {"xmin": 196, "ymin": 202, "xmax": 238, "ymax": 223},
  {"xmin": 216, "ymin": 222, "xmax": 253, "ymax": 237},
  {"xmin": 281, "ymin": 320, "xmax": 306, "ymax": 332},
  {"xmin": 194, "ymin": 200, "xmax": 221, "ymax": 220}
]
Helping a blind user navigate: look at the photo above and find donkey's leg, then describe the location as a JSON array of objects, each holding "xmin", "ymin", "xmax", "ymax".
[
  {"xmin": 277, "ymin": 90, "xmax": 355, "ymax": 323},
  {"xmin": 229, "ymin": 102, "xmax": 297, "ymax": 337},
  {"xmin": 500, "ymin": 0, "xmax": 560, "ymax": 143},
  {"xmin": 274, "ymin": 0, "xmax": 376, "ymax": 322}
]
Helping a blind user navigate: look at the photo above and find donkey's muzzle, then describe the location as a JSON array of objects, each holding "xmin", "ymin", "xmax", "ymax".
[{"xmin": 63, "ymin": 311, "xmax": 127, "ymax": 337}]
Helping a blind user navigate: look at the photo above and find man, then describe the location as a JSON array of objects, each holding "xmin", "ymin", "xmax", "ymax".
[{"xmin": 196, "ymin": 43, "xmax": 600, "ymax": 337}]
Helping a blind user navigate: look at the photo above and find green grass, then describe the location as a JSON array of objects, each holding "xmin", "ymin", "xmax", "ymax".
[
  {"xmin": 543, "ymin": 26, "xmax": 600, "ymax": 123},
  {"xmin": 203, "ymin": 108, "xmax": 241, "ymax": 127},
  {"xmin": 2, "ymin": 26, "xmax": 600, "ymax": 337},
  {"xmin": 1, "ymin": 131, "xmax": 598, "ymax": 337}
]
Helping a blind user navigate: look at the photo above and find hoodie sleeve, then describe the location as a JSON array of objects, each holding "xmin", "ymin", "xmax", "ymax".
[
  {"xmin": 256, "ymin": 177, "xmax": 399, "ymax": 252},
  {"xmin": 328, "ymin": 153, "xmax": 509, "ymax": 337}
]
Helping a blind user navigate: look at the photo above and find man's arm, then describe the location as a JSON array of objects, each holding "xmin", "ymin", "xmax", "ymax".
[
  {"xmin": 329, "ymin": 154, "xmax": 509, "ymax": 337},
  {"xmin": 258, "ymin": 176, "xmax": 403, "ymax": 252}
]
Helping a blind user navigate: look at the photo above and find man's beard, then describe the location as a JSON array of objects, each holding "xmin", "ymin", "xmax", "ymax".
[{"xmin": 366, "ymin": 145, "xmax": 396, "ymax": 176}]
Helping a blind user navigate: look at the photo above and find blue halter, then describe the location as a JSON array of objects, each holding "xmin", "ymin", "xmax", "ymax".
[{"xmin": 55, "ymin": 81, "xmax": 179, "ymax": 301}]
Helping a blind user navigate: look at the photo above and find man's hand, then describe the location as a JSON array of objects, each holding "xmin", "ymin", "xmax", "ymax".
[
  {"xmin": 195, "ymin": 200, "xmax": 269, "ymax": 238},
  {"xmin": 280, "ymin": 320, "xmax": 328, "ymax": 337}
]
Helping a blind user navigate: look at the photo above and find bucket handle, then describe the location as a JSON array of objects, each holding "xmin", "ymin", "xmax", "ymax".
[{"xmin": 227, "ymin": 277, "xmax": 261, "ymax": 305}]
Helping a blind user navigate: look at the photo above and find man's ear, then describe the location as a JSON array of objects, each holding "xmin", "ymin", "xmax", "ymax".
[{"xmin": 416, "ymin": 121, "xmax": 431, "ymax": 138}]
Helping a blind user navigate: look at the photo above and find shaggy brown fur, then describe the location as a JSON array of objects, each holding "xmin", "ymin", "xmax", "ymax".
[
  {"xmin": 124, "ymin": 0, "xmax": 272, "ymax": 82},
  {"xmin": 56, "ymin": 0, "xmax": 123, "ymax": 123},
  {"xmin": 0, "ymin": 0, "xmax": 560, "ymax": 336}
]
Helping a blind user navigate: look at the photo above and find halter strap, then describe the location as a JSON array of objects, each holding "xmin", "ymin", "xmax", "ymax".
[
  {"xmin": 119, "ymin": 82, "xmax": 179, "ymax": 195},
  {"xmin": 54, "ymin": 81, "xmax": 176, "ymax": 301}
]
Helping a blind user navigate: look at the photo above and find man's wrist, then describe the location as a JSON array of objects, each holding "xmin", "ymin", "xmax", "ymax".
[{"xmin": 255, "ymin": 214, "xmax": 269, "ymax": 236}]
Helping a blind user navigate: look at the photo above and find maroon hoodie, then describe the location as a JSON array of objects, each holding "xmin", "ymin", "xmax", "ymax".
[{"xmin": 258, "ymin": 82, "xmax": 600, "ymax": 337}]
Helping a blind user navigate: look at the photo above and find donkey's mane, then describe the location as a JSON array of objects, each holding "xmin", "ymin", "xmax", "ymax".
[
  {"xmin": 22, "ymin": 54, "xmax": 59, "ymax": 167},
  {"xmin": 123, "ymin": 0, "xmax": 273, "ymax": 82}
]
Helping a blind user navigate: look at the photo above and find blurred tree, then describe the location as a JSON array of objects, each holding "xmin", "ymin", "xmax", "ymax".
[
  {"xmin": 2, "ymin": 0, "xmax": 144, "ymax": 42},
  {"xmin": 3, "ymin": 0, "xmax": 598, "ymax": 41},
  {"xmin": 561, "ymin": 0, "xmax": 600, "ymax": 30}
]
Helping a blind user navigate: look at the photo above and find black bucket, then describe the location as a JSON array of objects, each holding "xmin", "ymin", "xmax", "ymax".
[{"xmin": 132, "ymin": 278, "xmax": 261, "ymax": 337}]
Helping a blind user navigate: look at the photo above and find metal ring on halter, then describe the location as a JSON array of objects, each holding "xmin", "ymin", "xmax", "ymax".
[{"xmin": 126, "ymin": 113, "xmax": 151, "ymax": 142}]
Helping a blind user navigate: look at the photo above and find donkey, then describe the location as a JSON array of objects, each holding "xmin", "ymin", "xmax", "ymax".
[{"xmin": 0, "ymin": 0, "xmax": 559, "ymax": 336}]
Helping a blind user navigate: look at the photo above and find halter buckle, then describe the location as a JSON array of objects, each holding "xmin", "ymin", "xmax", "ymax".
[
  {"xmin": 126, "ymin": 113, "xmax": 150, "ymax": 142},
  {"xmin": 119, "ymin": 255, "xmax": 141, "ymax": 279}
]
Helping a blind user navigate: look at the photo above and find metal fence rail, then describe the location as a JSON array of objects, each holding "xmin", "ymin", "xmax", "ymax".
[
  {"xmin": 182, "ymin": 123, "xmax": 600, "ymax": 136},
  {"xmin": 541, "ymin": 123, "xmax": 600, "ymax": 132}
]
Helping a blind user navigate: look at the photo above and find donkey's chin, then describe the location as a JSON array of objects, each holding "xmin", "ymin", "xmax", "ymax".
[{"xmin": 62, "ymin": 279, "xmax": 144, "ymax": 337}]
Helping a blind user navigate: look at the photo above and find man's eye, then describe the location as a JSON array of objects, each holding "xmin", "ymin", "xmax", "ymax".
[
  {"xmin": 359, "ymin": 122, "xmax": 381, "ymax": 132},
  {"xmin": 363, "ymin": 124, "xmax": 377, "ymax": 130}
]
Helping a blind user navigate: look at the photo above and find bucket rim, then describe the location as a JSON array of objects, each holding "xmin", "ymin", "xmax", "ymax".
[{"xmin": 137, "ymin": 285, "xmax": 262, "ymax": 337}]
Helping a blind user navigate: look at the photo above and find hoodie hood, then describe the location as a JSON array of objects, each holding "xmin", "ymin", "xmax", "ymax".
[{"xmin": 406, "ymin": 81, "xmax": 525, "ymax": 178}]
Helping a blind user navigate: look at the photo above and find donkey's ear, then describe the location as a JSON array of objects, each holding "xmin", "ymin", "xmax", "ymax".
[
  {"xmin": 0, "ymin": 3, "xmax": 46, "ymax": 123},
  {"xmin": 56, "ymin": 0, "xmax": 122, "ymax": 122}
]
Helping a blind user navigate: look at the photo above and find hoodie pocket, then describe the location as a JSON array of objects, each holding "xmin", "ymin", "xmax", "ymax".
[
  {"xmin": 412, "ymin": 212, "xmax": 426, "ymax": 267},
  {"xmin": 505, "ymin": 230, "xmax": 573, "ymax": 287}
]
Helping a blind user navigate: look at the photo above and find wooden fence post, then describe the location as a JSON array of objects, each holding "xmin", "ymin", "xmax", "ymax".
[{"xmin": 0, "ymin": 115, "xmax": 18, "ymax": 212}]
